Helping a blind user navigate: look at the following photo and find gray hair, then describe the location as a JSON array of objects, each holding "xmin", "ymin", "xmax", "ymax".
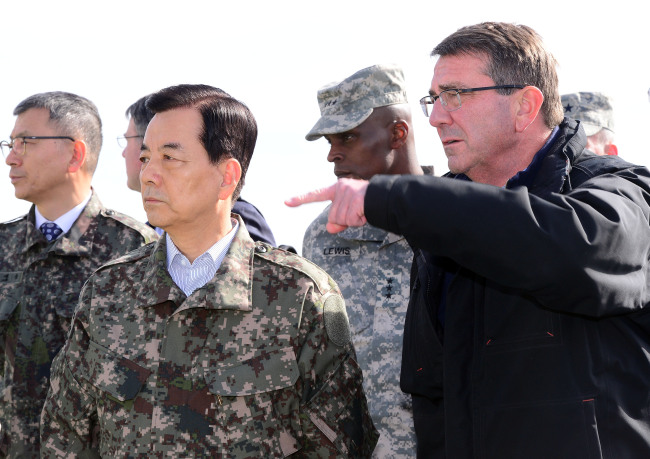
[{"xmin": 14, "ymin": 91, "xmax": 103, "ymax": 175}]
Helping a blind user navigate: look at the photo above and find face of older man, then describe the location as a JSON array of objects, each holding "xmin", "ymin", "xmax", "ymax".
[
  {"xmin": 6, "ymin": 108, "xmax": 76, "ymax": 206},
  {"xmin": 428, "ymin": 53, "xmax": 521, "ymax": 184},
  {"xmin": 139, "ymin": 107, "xmax": 227, "ymax": 236}
]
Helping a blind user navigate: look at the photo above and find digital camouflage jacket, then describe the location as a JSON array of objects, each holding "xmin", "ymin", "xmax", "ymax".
[
  {"xmin": 303, "ymin": 210, "xmax": 415, "ymax": 457},
  {"xmin": 0, "ymin": 192, "xmax": 157, "ymax": 458},
  {"xmin": 41, "ymin": 218, "xmax": 378, "ymax": 458}
]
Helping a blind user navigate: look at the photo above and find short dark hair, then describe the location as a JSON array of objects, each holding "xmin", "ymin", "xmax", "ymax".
[
  {"xmin": 432, "ymin": 22, "xmax": 564, "ymax": 129},
  {"xmin": 14, "ymin": 91, "xmax": 103, "ymax": 175},
  {"xmin": 146, "ymin": 84, "xmax": 257, "ymax": 201},
  {"xmin": 125, "ymin": 94, "xmax": 155, "ymax": 137}
]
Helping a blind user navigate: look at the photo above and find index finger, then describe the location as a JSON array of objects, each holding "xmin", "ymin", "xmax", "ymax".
[{"xmin": 285, "ymin": 184, "xmax": 336, "ymax": 207}]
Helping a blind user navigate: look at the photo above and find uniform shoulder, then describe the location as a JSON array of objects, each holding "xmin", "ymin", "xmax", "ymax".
[
  {"xmin": 0, "ymin": 214, "xmax": 27, "ymax": 228},
  {"xmin": 253, "ymin": 242, "xmax": 336, "ymax": 295},
  {"xmin": 0, "ymin": 215, "xmax": 28, "ymax": 243},
  {"xmin": 98, "ymin": 208, "xmax": 158, "ymax": 243},
  {"xmin": 308, "ymin": 205, "xmax": 331, "ymax": 227},
  {"xmin": 304, "ymin": 205, "xmax": 332, "ymax": 239},
  {"xmin": 95, "ymin": 241, "xmax": 155, "ymax": 273}
]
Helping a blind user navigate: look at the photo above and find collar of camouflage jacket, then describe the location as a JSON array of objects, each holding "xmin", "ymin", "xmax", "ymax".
[
  {"xmin": 136, "ymin": 215, "xmax": 255, "ymax": 313},
  {"xmin": 22, "ymin": 190, "xmax": 101, "ymax": 257}
]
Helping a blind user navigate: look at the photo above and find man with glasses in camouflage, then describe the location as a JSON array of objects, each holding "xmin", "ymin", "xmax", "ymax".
[
  {"xmin": 0, "ymin": 91, "xmax": 157, "ymax": 457},
  {"xmin": 288, "ymin": 22, "xmax": 650, "ymax": 458}
]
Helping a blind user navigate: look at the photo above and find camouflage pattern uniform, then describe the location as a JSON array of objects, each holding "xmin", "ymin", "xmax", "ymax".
[
  {"xmin": 561, "ymin": 91, "xmax": 615, "ymax": 136},
  {"xmin": 303, "ymin": 208, "xmax": 416, "ymax": 457},
  {"xmin": 0, "ymin": 192, "xmax": 157, "ymax": 458},
  {"xmin": 302, "ymin": 63, "xmax": 423, "ymax": 456},
  {"xmin": 40, "ymin": 216, "xmax": 378, "ymax": 458},
  {"xmin": 305, "ymin": 64, "xmax": 409, "ymax": 141}
]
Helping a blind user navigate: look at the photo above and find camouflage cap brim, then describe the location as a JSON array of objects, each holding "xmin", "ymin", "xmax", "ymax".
[
  {"xmin": 305, "ymin": 108, "xmax": 374, "ymax": 141},
  {"xmin": 581, "ymin": 122, "xmax": 603, "ymax": 137}
]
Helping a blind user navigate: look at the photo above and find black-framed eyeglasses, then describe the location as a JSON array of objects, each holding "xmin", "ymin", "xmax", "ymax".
[
  {"xmin": 419, "ymin": 85, "xmax": 526, "ymax": 116},
  {"xmin": 0, "ymin": 136, "xmax": 75, "ymax": 158},
  {"xmin": 117, "ymin": 135, "xmax": 143, "ymax": 149}
]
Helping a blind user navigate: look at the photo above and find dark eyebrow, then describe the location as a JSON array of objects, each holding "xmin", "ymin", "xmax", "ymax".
[{"xmin": 140, "ymin": 142, "xmax": 182, "ymax": 152}]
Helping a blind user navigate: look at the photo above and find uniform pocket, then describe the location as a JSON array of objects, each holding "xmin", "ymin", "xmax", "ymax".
[
  {"xmin": 85, "ymin": 341, "xmax": 151, "ymax": 408},
  {"xmin": 205, "ymin": 346, "xmax": 301, "ymax": 457}
]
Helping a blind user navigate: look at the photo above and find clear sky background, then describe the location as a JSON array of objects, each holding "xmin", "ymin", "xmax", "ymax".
[{"xmin": 2, "ymin": 0, "xmax": 649, "ymax": 253}]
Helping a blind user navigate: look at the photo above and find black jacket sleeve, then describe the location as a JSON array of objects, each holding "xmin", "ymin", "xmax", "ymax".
[{"xmin": 364, "ymin": 168, "xmax": 650, "ymax": 318}]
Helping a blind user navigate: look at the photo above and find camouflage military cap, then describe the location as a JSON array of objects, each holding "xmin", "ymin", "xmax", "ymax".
[
  {"xmin": 561, "ymin": 91, "xmax": 614, "ymax": 136},
  {"xmin": 305, "ymin": 64, "xmax": 408, "ymax": 141}
]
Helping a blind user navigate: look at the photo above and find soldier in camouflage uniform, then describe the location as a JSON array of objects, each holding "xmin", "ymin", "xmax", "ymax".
[
  {"xmin": 562, "ymin": 91, "xmax": 618, "ymax": 156},
  {"xmin": 302, "ymin": 64, "xmax": 425, "ymax": 456},
  {"xmin": 41, "ymin": 84, "xmax": 377, "ymax": 457},
  {"xmin": 0, "ymin": 92, "xmax": 157, "ymax": 458}
]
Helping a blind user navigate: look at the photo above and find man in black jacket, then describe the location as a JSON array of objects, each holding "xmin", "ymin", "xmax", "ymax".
[{"xmin": 287, "ymin": 22, "xmax": 650, "ymax": 458}]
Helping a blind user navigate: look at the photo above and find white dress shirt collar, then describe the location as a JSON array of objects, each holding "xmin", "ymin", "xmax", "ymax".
[
  {"xmin": 34, "ymin": 191, "xmax": 92, "ymax": 237},
  {"xmin": 165, "ymin": 218, "xmax": 239, "ymax": 296}
]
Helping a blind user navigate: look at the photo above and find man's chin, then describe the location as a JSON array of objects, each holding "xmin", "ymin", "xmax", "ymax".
[{"xmin": 144, "ymin": 211, "xmax": 164, "ymax": 230}]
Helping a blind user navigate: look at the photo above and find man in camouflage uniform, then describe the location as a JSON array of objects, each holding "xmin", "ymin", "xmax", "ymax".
[
  {"xmin": 302, "ymin": 64, "xmax": 425, "ymax": 456},
  {"xmin": 0, "ymin": 92, "xmax": 157, "ymax": 458},
  {"xmin": 41, "ymin": 84, "xmax": 377, "ymax": 457},
  {"xmin": 562, "ymin": 91, "xmax": 618, "ymax": 156}
]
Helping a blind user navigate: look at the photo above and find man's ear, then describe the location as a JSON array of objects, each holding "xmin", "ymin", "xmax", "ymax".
[
  {"xmin": 514, "ymin": 86, "xmax": 544, "ymax": 133},
  {"xmin": 217, "ymin": 158, "xmax": 242, "ymax": 200},
  {"xmin": 67, "ymin": 140, "xmax": 87, "ymax": 173},
  {"xmin": 391, "ymin": 120, "xmax": 409, "ymax": 149}
]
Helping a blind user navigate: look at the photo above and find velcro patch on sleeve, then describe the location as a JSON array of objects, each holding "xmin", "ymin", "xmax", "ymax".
[{"xmin": 323, "ymin": 294, "xmax": 351, "ymax": 347}]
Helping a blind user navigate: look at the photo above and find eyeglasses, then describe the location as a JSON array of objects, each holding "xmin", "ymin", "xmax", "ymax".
[
  {"xmin": 419, "ymin": 85, "xmax": 526, "ymax": 116},
  {"xmin": 117, "ymin": 135, "xmax": 143, "ymax": 149},
  {"xmin": 0, "ymin": 136, "xmax": 75, "ymax": 158}
]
